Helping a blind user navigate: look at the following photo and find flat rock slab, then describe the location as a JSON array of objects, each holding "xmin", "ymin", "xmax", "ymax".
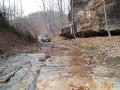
[
  {"xmin": 0, "ymin": 71, "xmax": 16, "ymax": 83},
  {"xmin": 0, "ymin": 53, "xmax": 45, "ymax": 90}
]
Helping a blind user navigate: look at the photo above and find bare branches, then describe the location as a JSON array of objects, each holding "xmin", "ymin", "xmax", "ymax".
[
  {"xmin": 0, "ymin": 0, "xmax": 23, "ymax": 20},
  {"xmin": 39, "ymin": 0, "xmax": 68, "ymax": 36},
  {"xmin": 20, "ymin": 0, "xmax": 23, "ymax": 18}
]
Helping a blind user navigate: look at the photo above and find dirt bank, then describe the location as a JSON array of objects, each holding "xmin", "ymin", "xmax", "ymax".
[{"xmin": 0, "ymin": 27, "xmax": 41, "ymax": 54}]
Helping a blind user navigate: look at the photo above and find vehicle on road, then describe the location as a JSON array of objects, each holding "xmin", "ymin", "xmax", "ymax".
[{"xmin": 41, "ymin": 34, "xmax": 51, "ymax": 42}]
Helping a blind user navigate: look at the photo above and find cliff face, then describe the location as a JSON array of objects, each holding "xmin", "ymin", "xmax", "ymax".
[
  {"xmin": 69, "ymin": 0, "xmax": 120, "ymax": 32},
  {"xmin": 108, "ymin": 0, "xmax": 120, "ymax": 19},
  {"xmin": 94, "ymin": 0, "xmax": 120, "ymax": 30},
  {"xmin": 68, "ymin": 0, "xmax": 89, "ymax": 22}
]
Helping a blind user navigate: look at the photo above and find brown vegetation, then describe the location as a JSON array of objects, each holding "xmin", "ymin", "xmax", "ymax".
[{"xmin": 0, "ymin": 26, "xmax": 42, "ymax": 54}]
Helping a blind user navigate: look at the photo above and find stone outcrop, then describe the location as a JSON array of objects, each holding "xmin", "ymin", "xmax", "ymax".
[{"xmin": 68, "ymin": 0, "xmax": 120, "ymax": 33}]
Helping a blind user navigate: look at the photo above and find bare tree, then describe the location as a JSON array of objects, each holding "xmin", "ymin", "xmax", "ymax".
[
  {"xmin": 57, "ymin": 0, "xmax": 64, "ymax": 25},
  {"xmin": 14, "ymin": 0, "xmax": 16, "ymax": 18},
  {"xmin": 41, "ymin": 0, "xmax": 56, "ymax": 36},
  {"xmin": 2, "ymin": 0, "xmax": 5, "ymax": 16},
  {"xmin": 20, "ymin": 0, "xmax": 22, "ymax": 18},
  {"xmin": 103, "ymin": 0, "xmax": 111, "ymax": 37},
  {"xmin": 8, "ymin": 0, "xmax": 11, "ymax": 20},
  {"xmin": 39, "ymin": 0, "xmax": 68, "ymax": 36}
]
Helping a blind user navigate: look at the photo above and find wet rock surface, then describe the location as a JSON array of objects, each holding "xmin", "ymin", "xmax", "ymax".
[{"xmin": 0, "ymin": 53, "xmax": 45, "ymax": 90}]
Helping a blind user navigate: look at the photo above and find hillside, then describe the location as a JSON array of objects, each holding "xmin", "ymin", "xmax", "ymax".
[
  {"xmin": 0, "ymin": 26, "xmax": 41, "ymax": 54},
  {"xmin": 0, "ymin": 27, "xmax": 25, "ymax": 52}
]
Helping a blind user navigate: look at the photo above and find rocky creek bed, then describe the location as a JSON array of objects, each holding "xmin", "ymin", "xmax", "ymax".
[{"xmin": 0, "ymin": 36, "xmax": 120, "ymax": 90}]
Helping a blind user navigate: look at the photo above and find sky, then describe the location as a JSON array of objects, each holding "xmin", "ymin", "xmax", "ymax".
[
  {"xmin": 22, "ymin": 0, "xmax": 69, "ymax": 15},
  {"xmin": 22, "ymin": 0, "xmax": 42, "ymax": 15},
  {"xmin": 0, "ymin": 0, "xmax": 69, "ymax": 16}
]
